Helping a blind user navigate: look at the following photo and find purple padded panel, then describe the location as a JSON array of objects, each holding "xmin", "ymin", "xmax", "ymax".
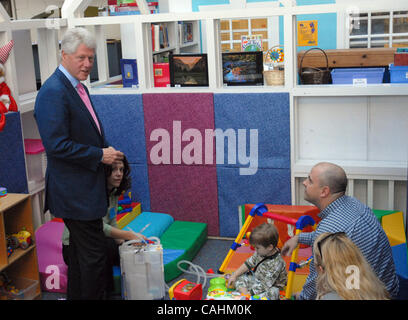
[
  {"xmin": 143, "ymin": 93, "xmax": 219, "ymax": 235},
  {"xmin": 148, "ymin": 164, "xmax": 219, "ymax": 236},
  {"xmin": 142, "ymin": 93, "xmax": 215, "ymax": 166}
]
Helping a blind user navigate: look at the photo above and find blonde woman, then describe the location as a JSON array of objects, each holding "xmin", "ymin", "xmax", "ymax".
[{"xmin": 313, "ymin": 232, "xmax": 391, "ymax": 300}]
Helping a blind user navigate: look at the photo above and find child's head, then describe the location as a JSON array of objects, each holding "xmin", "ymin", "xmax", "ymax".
[
  {"xmin": 105, "ymin": 155, "xmax": 131, "ymax": 195},
  {"xmin": 249, "ymin": 223, "xmax": 279, "ymax": 254}
]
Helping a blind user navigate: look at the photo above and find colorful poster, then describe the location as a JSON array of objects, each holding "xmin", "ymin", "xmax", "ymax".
[
  {"xmin": 297, "ymin": 20, "xmax": 318, "ymax": 46},
  {"xmin": 241, "ymin": 35, "xmax": 263, "ymax": 52}
]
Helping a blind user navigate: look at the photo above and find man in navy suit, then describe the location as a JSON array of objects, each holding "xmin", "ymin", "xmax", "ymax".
[{"xmin": 34, "ymin": 27, "xmax": 124, "ymax": 300}]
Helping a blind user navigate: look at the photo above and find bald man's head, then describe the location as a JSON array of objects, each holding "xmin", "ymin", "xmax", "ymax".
[{"xmin": 314, "ymin": 162, "xmax": 348, "ymax": 195}]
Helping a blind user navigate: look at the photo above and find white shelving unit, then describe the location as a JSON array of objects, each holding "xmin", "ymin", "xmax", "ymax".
[{"xmin": 1, "ymin": 0, "xmax": 407, "ymax": 227}]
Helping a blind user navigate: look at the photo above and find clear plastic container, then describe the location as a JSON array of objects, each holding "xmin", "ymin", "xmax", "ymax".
[
  {"xmin": 0, "ymin": 278, "xmax": 39, "ymax": 300},
  {"xmin": 120, "ymin": 240, "xmax": 165, "ymax": 300}
]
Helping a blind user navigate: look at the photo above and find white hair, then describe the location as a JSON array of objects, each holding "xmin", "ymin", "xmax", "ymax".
[{"xmin": 61, "ymin": 27, "xmax": 96, "ymax": 54}]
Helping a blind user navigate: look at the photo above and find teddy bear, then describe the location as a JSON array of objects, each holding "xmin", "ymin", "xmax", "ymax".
[{"xmin": 0, "ymin": 40, "xmax": 18, "ymax": 132}]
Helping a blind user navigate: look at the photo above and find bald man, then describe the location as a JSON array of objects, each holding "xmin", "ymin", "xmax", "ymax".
[{"xmin": 282, "ymin": 162, "xmax": 399, "ymax": 299}]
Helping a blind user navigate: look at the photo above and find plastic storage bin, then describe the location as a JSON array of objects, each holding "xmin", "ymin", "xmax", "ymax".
[
  {"xmin": 24, "ymin": 139, "xmax": 46, "ymax": 182},
  {"xmin": 0, "ymin": 278, "xmax": 39, "ymax": 300},
  {"xmin": 389, "ymin": 64, "xmax": 408, "ymax": 83},
  {"xmin": 331, "ymin": 68, "xmax": 385, "ymax": 84},
  {"xmin": 120, "ymin": 238, "xmax": 165, "ymax": 300}
]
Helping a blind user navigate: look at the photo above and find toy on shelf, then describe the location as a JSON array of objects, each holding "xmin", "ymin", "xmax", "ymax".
[
  {"xmin": 8, "ymin": 228, "xmax": 32, "ymax": 250},
  {"xmin": 0, "ymin": 40, "xmax": 18, "ymax": 132}
]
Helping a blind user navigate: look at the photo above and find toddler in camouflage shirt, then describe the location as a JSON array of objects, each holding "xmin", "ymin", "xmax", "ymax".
[{"xmin": 227, "ymin": 223, "xmax": 287, "ymax": 299}]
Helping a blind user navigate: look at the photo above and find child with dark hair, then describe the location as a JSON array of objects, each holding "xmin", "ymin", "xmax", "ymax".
[
  {"xmin": 227, "ymin": 223, "xmax": 287, "ymax": 300},
  {"xmin": 62, "ymin": 156, "xmax": 146, "ymax": 296}
]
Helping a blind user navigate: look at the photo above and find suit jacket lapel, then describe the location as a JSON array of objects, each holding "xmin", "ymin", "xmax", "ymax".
[{"xmin": 55, "ymin": 69, "xmax": 103, "ymax": 138}]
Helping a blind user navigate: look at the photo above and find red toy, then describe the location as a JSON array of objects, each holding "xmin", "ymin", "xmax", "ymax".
[
  {"xmin": 0, "ymin": 40, "xmax": 18, "ymax": 132},
  {"xmin": 168, "ymin": 279, "xmax": 203, "ymax": 300}
]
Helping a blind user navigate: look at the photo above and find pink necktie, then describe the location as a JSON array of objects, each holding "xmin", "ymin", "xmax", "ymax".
[{"xmin": 76, "ymin": 82, "xmax": 101, "ymax": 134}]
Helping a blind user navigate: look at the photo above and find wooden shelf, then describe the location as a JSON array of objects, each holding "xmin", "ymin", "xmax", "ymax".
[
  {"xmin": 0, "ymin": 193, "xmax": 41, "ymax": 300},
  {"xmin": 3, "ymin": 245, "xmax": 36, "ymax": 271}
]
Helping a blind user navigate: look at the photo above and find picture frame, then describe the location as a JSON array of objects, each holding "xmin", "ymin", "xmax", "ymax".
[
  {"xmin": 222, "ymin": 51, "xmax": 264, "ymax": 86},
  {"xmin": 169, "ymin": 53, "xmax": 209, "ymax": 87}
]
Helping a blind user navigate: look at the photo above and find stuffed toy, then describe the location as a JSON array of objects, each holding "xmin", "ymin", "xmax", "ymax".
[{"xmin": 0, "ymin": 40, "xmax": 18, "ymax": 132}]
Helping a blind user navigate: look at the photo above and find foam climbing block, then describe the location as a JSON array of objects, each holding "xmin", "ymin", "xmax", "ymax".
[
  {"xmin": 148, "ymin": 164, "xmax": 219, "ymax": 236},
  {"xmin": 381, "ymin": 211, "xmax": 406, "ymax": 247},
  {"xmin": 373, "ymin": 209, "xmax": 400, "ymax": 224},
  {"xmin": 391, "ymin": 243, "xmax": 408, "ymax": 279},
  {"xmin": 160, "ymin": 220, "xmax": 208, "ymax": 282},
  {"xmin": 116, "ymin": 202, "xmax": 141, "ymax": 229},
  {"xmin": 122, "ymin": 211, "xmax": 174, "ymax": 238},
  {"xmin": 35, "ymin": 221, "xmax": 67, "ymax": 293}
]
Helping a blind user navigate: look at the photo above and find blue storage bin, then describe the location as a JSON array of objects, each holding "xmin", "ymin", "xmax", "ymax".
[
  {"xmin": 389, "ymin": 64, "xmax": 408, "ymax": 83},
  {"xmin": 331, "ymin": 68, "xmax": 385, "ymax": 84}
]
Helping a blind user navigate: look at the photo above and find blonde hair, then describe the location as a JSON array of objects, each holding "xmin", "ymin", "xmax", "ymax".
[{"xmin": 313, "ymin": 232, "xmax": 390, "ymax": 300}]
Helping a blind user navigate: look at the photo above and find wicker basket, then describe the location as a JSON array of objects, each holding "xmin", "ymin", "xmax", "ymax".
[
  {"xmin": 264, "ymin": 46, "xmax": 284, "ymax": 86},
  {"xmin": 264, "ymin": 69, "xmax": 284, "ymax": 85},
  {"xmin": 299, "ymin": 47, "xmax": 332, "ymax": 84}
]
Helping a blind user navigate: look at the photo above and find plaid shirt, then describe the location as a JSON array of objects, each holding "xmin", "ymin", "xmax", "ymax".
[{"xmin": 298, "ymin": 195, "xmax": 399, "ymax": 300}]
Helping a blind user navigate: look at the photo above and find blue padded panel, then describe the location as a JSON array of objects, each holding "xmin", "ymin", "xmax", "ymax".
[
  {"xmin": 129, "ymin": 163, "xmax": 151, "ymax": 212},
  {"xmin": 0, "ymin": 112, "xmax": 28, "ymax": 193},
  {"xmin": 122, "ymin": 211, "xmax": 174, "ymax": 239},
  {"xmin": 91, "ymin": 94, "xmax": 147, "ymax": 165},
  {"xmin": 213, "ymin": 93, "xmax": 290, "ymax": 169},
  {"xmin": 217, "ymin": 166, "xmax": 291, "ymax": 237}
]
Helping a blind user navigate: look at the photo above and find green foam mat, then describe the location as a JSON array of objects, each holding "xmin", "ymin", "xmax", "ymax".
[{"xmin": 160, "ymin": 220, "xmax": 208, "ymax": 282}]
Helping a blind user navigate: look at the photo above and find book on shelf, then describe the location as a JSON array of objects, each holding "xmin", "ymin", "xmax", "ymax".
[
  {"xmin": 178, "ymin": 22, "xmax": 194, "ymax": 45},
  {"xmin": 153, "ymin": 63, "xmax": 170, "ymax": 87},
  {"xmin": 109, "ymin": 1, "xmax": 159, "ymax": 15},
  {"xmin": 152, "ymin": 23, "xmax": 170, "ymax": 52}
]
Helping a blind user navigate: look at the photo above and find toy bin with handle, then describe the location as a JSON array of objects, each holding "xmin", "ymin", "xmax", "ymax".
[
  {"xmin": 119, "ymin": 237, "xmax": 165, "ymax": 300},
  {"xmin": 331, "ymin": 68, "xmax": 385, "ymax": 84}
]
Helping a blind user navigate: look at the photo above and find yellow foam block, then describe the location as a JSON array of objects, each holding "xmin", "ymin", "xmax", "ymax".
[
  {"xmin": 382, "ymin": 211, "xmax": 406, "ymax": 247},
  {"xmin": 117, "ymin": 203, "xmax": 141, "ymax": 229}
]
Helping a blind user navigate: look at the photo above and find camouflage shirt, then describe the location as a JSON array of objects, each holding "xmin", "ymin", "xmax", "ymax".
[{"xmin": 235, "ymin": 251, "xmax": 287, "ymax": 300}]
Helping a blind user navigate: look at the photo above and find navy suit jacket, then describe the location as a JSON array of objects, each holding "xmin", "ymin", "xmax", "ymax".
[{"xmin": 34, "ymin": 68, "xmax": 109, "ymax": 220}]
